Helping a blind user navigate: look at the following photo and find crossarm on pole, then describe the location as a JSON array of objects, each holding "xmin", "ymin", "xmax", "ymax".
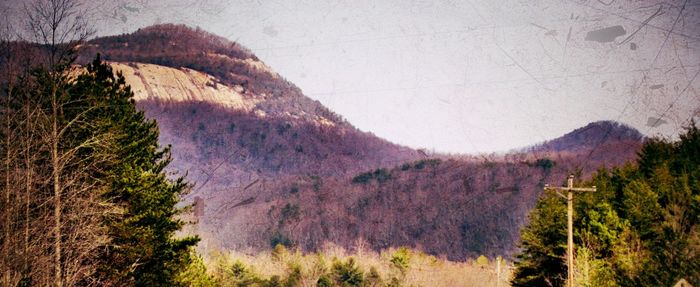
[{"xmin": 544, "ymin": 185, "xmax": 597, "ymax": 192}]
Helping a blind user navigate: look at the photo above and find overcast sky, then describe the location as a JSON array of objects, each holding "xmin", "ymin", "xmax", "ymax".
[{"xmin": 6, "ymin": 0, "xmax": 700, "ymax": 154}]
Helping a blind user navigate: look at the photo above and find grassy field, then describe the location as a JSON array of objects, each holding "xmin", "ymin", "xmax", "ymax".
[{"xmin": 202, "ymin": 243, "xmax": 513, "ymax": 287}]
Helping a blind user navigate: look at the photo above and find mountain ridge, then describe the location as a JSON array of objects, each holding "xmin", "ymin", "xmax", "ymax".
[
  {"xmin": 529, "ymin": 120, "xmax": 644, "ymax": 153},
  {"xmin": 66, "ymin": 24, "xmax": 645, "ymax": 259}
]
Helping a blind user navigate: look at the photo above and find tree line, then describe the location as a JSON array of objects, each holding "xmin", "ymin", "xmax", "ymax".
[
  {"xmin": 512, "ymin": 124, "xmax": 700, "ymax": 286},
  {"xmin": 0, "ymin": 0, "xmax": 198, "ymax": 285}
]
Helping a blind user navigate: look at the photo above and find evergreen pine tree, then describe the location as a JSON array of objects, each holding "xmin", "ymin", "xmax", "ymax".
[
  {"xmin": 70, "ymin": 55, "xmax": 198, "ymax": 286},
  {"xmin": 511, "ymin": 191, "xmax": 567, "ymax": 287}
]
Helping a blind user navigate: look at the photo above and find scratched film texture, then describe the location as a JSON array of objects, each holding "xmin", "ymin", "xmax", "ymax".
[{"xmin": 4, "ymin": 0, "xmax": 699, "ymax": 154}]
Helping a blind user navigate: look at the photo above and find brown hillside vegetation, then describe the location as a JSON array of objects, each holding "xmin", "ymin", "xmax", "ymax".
[
  {"xmin": 179, "ymin": 143, "xmax": 641, "ymax": 260},
  {"xmin": 138, "ymin": 100, "xmax": 422, "ymax": 178},
  {"xmin": 143, "ymin": 99, "xmax": 641, "ymax": 259}
]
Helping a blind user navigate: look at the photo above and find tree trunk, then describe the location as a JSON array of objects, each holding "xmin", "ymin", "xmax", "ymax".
[
  {"xmin": 51, "ymin": 85, "xmax": 62, "ymax": 287},
  {"xmin": 2, "ymin": 75, "xmax": 13, "ymax": 287},
  {"xmin": 23, "ymin": 103, "xmax": 33, "ymax": 277}
]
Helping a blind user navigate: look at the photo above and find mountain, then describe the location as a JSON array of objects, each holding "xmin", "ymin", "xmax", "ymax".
[
  {"xmin": 531, "ymin": 121, "xmax": 643, "ymax": 152},
  {"xmin": 70, "ymin": 24, "xmax": 644, "ymax": 259},
  {"xmin": 76, "ymin": 25, "xmax": 420, "ymax": 177},
  {"xmin": 522, "ymin": 121, "xmax": 644, "ymax": 173}
]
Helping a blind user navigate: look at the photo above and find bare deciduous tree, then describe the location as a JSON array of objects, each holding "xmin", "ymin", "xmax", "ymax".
[
  {"xmin": 0, "ymin": 5, "xmax": 23, "ymax": 286},
  {"xmin": 24, "ymin": 0, "xmax": 93, "ymax": 69},
  {"xmin": 23, "ymin": 1, "xmax": 96, "ymax": 285},
  {"xmin": 0, "ymin": 1, "xmax": 113, "ymax": 286}
]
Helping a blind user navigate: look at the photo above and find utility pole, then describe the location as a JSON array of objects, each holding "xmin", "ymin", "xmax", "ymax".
[
  {"xmin": 544, "ymin": 175, "xmax": 596, "ymax": 287},
  {"xmin": 496, "ymin": 256, "xmax": 501, "ymax": 287}
]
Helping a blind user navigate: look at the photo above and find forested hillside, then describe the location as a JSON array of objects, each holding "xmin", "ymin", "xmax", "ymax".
[{"xmin": 67, "ymin": 24, "xmax": 645, "ymax": 260}]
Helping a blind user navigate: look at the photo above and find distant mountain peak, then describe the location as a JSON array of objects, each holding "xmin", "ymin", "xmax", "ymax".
[
  {"xmin": 534, "ymin": 120, "xmax": 643, "ymax": 152},
  {"xmin": 80, "ymin": 24, "xmax": 275, "ymax": 94}
]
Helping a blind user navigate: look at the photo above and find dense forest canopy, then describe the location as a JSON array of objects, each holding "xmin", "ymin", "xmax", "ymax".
[{"xmin": 512, "ymin": 123, "xmax": 700, "ymax": 287}]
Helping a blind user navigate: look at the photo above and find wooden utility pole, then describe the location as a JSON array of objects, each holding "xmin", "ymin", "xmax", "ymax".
[
  {"xmin": 496, "ymin": 256, "xmax": 501, "ymax": 287},
  {"xmin": 544, "ymin": 175, "xmax": 596, "ymax": 287}
]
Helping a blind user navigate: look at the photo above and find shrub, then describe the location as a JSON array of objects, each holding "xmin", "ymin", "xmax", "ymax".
[
  {"xmin": 276, "ymin": 123, "xmax": 292, "ymax": 135},
  {"xmin": 270, "ymin": 231, "xmax": 293, "ymax": 248},
  {"xmin": 475, "ymin": 255, "xmax": 489, "ymax": 268},
  {"xmin": 390, "ymin": 247, "xmax": 411, "ymax": 274},
  {"xmin": 352, "ymin": 169, "xmax": 392, "ymax": 184},
  {"xmin": 311, "ymin": 176, "xmax": 323, "ymax": 192},
  {"xmin": 373, "ymin": 168, "xmax": 392, "ymax": 183},
  {"xmin": 573, "ymin": 247, "xmax": 616, "ymax": 287},
  {"xmin": 316, "ymin": 275, "xmax": 333, "ymax": 287},
  {"xmin": 331, "ymin": 258, "xmax": 364, "ymax": 287},
  {"xmin": 290, "ymin": 184, "xmax": 300, "ymax": 194},
  {"xmin": 280, "ymin": 203, "xmax": 300, "ymax": 224},
  {"xmin": 426, "ymin": 159, "xmax": 442, "ymax": 167},
  {"xmin": 386, "ymin": 277, "xmax": 402, "ymax": 287},
  {"xmin": 225, "ymin": 260, "xmax": 261, "ymax": 287},
  {"xmin": 284, "ymin": 264, "xmax": 302, "ymax": 287},
  {"xmin": 175, "ymin": 252, "xmax": 216, "ymax": 287},
  {"xmin": 534, "ymin": 158, "xmax": 555, "ymax": 170},
  {"xmin": 357, "ymin": 197, "xmax": 370, "ymax": 210},
  {"xmin": 272, "ymin": 244, "xmax": 289, "ymax": 261},
  {"xmin": 352, "ymin": 172, "xmax": 373, "ymax": 184},
  {"xmin": 414, "ymin": 159, "xmax": 442, "ymax": 169},
  {"xmin": 263, "ymin": 275, "xmax": 282, "ymax": 287},
  {"xmin": 365, "ymin": 266, "xmax": 383, "ymax": 287}
]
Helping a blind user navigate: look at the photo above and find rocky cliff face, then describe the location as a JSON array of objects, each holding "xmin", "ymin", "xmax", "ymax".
[
  {"xmin": 73, "ymin": 24, "xmax": 644, "ymax": 259},
  {"xmin": 112, "ymin": 62, "xmax": 259, "ymax": 111}
]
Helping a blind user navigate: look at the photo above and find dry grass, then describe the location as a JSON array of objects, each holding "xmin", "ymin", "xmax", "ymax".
[{"xmin": 204, "ymin": 243, "xmax": 512, "ymax": 287}]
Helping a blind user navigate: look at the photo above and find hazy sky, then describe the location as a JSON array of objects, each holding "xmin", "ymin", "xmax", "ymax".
[{"xmin": 6, "ymin": 0, "xmax": 700, "ymax": 154}]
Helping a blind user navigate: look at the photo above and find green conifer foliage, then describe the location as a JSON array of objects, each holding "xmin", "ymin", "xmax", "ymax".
[
  {"xmin": 511, "ymin": 190, "xmax": 567, "ymax": 287},
  {"xmin": 512, "ymin": 123, "xmax": 700, "ymax": 286},
  {"xmin": 71, "ymin": 55, "xmax": 198, "ymax": 286}
]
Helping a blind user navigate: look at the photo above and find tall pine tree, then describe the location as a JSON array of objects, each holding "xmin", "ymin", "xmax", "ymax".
[
  {"xmin": 69, "ymin": 55, "xmax": 199, "ymax": 286},
  {"xmin": 511, "ymin": 190, "xmax": 567, "ymax": 287}
]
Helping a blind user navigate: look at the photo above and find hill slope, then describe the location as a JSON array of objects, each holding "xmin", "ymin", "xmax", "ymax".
[{"xmin": 74, "ymin": 24, "xmax": 644, "ymax": 259}]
